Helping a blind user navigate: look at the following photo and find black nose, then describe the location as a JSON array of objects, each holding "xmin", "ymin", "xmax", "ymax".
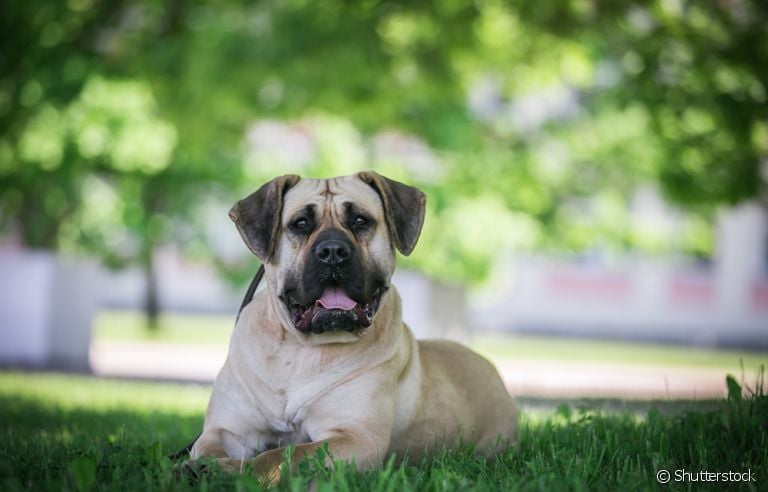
[{"xmin": 314, "ymin": 239, "xmax": 351, "ymax": 265}]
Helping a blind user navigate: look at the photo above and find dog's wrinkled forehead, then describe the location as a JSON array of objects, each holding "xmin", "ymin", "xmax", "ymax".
[{"xmin": 281, "ymin": 176, "xmax": 384, "ymax": 224}]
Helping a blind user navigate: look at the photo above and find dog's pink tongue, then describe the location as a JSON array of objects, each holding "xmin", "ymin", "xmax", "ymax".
[{"xmin": 316, "ymin": 287, "xmax": 357, "ymax": 310}]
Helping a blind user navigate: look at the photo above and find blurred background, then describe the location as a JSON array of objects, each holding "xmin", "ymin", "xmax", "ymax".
[{"xmin": 1, "ymin": 0, "xmax": 767, "ymax": 401}]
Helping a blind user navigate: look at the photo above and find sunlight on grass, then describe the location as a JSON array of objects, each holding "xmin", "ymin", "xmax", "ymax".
[
  {"xmin": 0, "ymin": 372, "xmax": 210, "ymax": 415},
  {"xmin": 94, "ymin": 309, "xmax": 233, "ymax": 345},
  {"xmin": 471, "ymin": 334, "xmax": 768, "ymax": 371},
  {"xmin": 0, "ymin": 371, "xmax": 765, "ymax": 491},
  {"xmin": 93, "ymin": 310, "xmax": 768, "ymax": 373}
]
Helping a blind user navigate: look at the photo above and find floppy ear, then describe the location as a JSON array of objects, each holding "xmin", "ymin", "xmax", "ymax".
[
  {"xmin": 228, "ymin": 174, "xmax": 301, "ymax": 262},
  {"xmin": 358, "ymin": 171, "xmax": 426, "ymax": 256}
]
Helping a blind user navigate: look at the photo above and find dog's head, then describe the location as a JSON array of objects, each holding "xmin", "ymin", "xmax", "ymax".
[{"xmin": 229, "ymin": 172, "xmax": 426, "ymax": 342}]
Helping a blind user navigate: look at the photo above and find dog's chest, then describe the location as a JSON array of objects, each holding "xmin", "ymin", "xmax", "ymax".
[
  {"xmin": 230, "ymin": 335, "xmax": 371, "ymax": 450},
  {"xmin": 247, "ymin": 347, "xmax": 325, "ymax": 422},
  {"xmin": 256, "ymin": 348, "xmax": 365, "ymax": 422}
]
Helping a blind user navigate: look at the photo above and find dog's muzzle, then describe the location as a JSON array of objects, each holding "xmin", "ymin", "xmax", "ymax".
[
  {"xmin": 282, "ymin": 229, "xmax": 388, "ymax": 335},
  {"xmin": 289, "ymin": 285, "xmax": 386, "ymax": 334}
]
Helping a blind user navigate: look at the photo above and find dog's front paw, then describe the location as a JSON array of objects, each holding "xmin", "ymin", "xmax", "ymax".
[
  {"xmin": 253, "ymin": 453, "xmax": 285, "ymax": 485},
  {"xmin": 212, "ymin": 457, "xmax": 251, "ymax": 474},
  {"xmin": 212, "ymin": 457, "xmax": 283, "ymax": 486}
]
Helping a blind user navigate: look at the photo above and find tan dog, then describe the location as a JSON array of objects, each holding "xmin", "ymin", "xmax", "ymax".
[{"xmin": 190, "ymin": 172, "xmax": 517, "ymax": 480}]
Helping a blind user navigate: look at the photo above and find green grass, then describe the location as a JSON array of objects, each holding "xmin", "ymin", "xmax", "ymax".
[
  {"xmin": 93, "ymin": 310, "xmax": 234, "ymax": 345},
  {"xmin": 1, "ymin": 371, "xmax": 765, "ymax": 491},
  {"xmin": 94, "ymin": 310, "xmax": 768, "ymax": 372},
  {"xmin": 472, "ymin": 334, "xmax": 768, "ymax": 371}
]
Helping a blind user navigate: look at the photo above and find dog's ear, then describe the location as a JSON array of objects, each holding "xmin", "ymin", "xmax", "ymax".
[
  {"xmin": 358, "ymin": 171, "xmax": 426, "ymax": 256},
  {"xmin": 229, "ymin": 174, "xmax": 301, "ymax": 262}
]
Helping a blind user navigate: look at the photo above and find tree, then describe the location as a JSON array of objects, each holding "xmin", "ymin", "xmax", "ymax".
[
  {"xmin": 4, "ymin": 0, "xmax": 757, "ymax": 311},
  {"xmin": 0, "ymin": 2, "xmax": 241, "ymax": 328},
  {"xmin": 0, "ymin": 1, "xmax": 488, "ymax": 321},
  {"xmin": 509, "ymin": 0, "xmax": 768, "ymax": 207}
]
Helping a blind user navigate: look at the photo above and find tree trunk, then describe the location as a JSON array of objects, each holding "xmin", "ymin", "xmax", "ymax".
[{"xmin": 143, "ymin": 247, "xmax": 160, "ymax": 331}]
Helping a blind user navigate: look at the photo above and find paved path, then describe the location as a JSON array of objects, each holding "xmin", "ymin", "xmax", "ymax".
[
  {"xmin": 90, "ymin": 341, "xmax": 228, "ymax": 382},
  {"xmin": 495, "ymin": 359, "xmax": 730, "ymax": 399},
  {"xmin": 90, "ymin": 341, "xmax": 740, "ymax": 400}
]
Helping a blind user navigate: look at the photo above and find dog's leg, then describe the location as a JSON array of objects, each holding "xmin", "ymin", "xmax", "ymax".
[
  {"xmin": 190, "ymin": 429, "xmax": 230, "ymax": 458},
  {"xmin": 176, "ymin": 429, "xmax": 231, "ymax": 481},
  {"xmin": 213, "ymin": 430, "xmax": 385, "ymax": 484}
]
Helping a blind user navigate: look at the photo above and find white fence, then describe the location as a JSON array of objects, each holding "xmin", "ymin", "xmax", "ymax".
[{"xmin": 471, "ymin": 202, "xmax": 768, "ymax": 348}]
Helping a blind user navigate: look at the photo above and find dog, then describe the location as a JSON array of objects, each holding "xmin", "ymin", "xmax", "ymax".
[{"xmin": 189, "ymin": 171, "xmax": 517, "ymax": 481}]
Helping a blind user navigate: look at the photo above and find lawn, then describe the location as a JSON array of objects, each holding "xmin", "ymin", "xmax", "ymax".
[
  {"xmin": 94, "ymin": 309, "xmax": 768, "ymax": 372},
  {"xmin": 0, "ymin": 371, "xmax": 765, "ymax": 491}
]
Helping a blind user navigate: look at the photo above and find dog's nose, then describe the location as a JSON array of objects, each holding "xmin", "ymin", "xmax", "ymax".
[{"xmin": 314, "ymin": 239, "xmax": 351, "ymax": 265}]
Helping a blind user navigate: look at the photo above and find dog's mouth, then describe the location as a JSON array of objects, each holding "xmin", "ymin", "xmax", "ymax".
[{"xmin": 289, "ymin": 285, "xmax": 386, "ymax": 334}]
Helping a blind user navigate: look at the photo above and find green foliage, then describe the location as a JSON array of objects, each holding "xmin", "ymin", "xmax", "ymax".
[
  {"xmin": 726, "ymin": 375, "xmax": 743, "ymax": 402},
  {"xmin": 2, "ymin": 1, "xmax": 764, "ymax": 285},
  {"xmin": 67, "ymin": 455, "xmax": 96, "ymax": 492},
  {"xmin": 511, "ymin": 0, "xmax": 768, "ymax": 206},
  {"xmin": 0, "ymin": 372, "xmax": 766, "ymax": 491}
]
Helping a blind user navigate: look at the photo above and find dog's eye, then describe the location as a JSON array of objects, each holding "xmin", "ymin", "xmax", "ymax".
[
  {"xmin": 289, "ymin": 217, "xmax": 313, "ymax": 234},
  {"xmin": 293, "ymin": 218, "xmax": 308, "ymax": 229},
  {"xmin": 349, "ymin": 214, "xmax": 373, "ymax": 233}
]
